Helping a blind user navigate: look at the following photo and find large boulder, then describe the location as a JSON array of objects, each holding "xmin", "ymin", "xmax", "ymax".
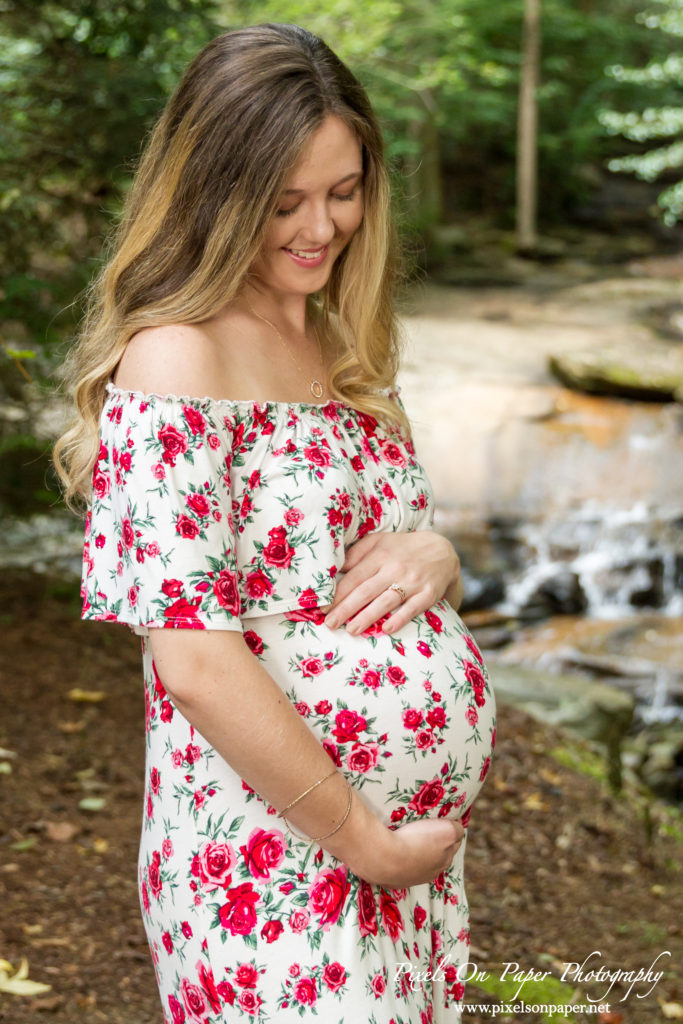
[{"xmin": 549, "ymin": 343, "xmax": 683, "ymax": 402}]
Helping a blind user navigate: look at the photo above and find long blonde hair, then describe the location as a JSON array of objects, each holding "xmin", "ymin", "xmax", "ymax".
[{"xmin": 53, "ymin": 23, "xmax": 410, "ymax": 512}]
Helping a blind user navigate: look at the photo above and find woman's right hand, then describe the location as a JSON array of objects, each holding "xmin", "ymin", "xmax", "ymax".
[{"xmin": 353, "ymin": 817, "xmax": 466, "ymax": 889}]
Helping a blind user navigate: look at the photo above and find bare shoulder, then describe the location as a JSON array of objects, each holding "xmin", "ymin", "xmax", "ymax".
[{"xmin": 112, "ymin": 323, "xmax": 228, "ymax": 399}]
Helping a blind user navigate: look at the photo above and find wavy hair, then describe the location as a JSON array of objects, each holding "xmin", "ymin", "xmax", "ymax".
[{"xmin": 53, "ymin": 23, "xmax": 409, "ymax": 511}]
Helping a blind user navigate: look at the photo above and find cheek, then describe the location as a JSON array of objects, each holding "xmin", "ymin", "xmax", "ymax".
[
  {"xmin": 263, "ymin": 221, "xmax": 289, "ymax": 253},
  {"xmin": 341, "ymin": 202, "xmax": 364, "ymax": 238}
]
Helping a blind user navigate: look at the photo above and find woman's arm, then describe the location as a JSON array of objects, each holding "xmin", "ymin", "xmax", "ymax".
[{"xmin": 149, "ymin": 629, "xmax": 464, "ymax": 888}]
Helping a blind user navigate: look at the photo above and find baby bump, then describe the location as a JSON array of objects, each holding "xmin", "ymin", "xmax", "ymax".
[{"xmin": 244, "ymin": 600, "xmax": 496, "ymax": 827}]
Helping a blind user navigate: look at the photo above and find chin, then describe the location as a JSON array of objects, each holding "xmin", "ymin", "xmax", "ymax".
[{"xmin": 278, "ymin": 267, "xmax": 335, "ymax": 294}]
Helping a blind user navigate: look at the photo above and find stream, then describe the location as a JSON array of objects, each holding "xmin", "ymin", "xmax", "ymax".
[{"xmin": 400, "ymin": 264, "xmax": 682, "ymax": 799}]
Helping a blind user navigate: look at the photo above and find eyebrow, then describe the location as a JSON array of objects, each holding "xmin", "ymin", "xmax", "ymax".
[{"xmin": 282, "ymin": 171, "xmax": 363, "ymax": 196}]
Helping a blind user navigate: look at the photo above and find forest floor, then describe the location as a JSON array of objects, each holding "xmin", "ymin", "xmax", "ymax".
[{"xmin": 0, "ymin": 571, "xmax": 681, "ymax": 1024}]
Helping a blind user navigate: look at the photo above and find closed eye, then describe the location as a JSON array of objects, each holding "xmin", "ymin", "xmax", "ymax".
[{"xmin": 276, "ymin": 187, "xmax": 361, "ymax": 218}]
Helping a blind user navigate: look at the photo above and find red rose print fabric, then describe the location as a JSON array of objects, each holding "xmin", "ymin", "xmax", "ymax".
[{"xmin": 81, "ymin": 383, "xmax": 496, "ymax": 1022}]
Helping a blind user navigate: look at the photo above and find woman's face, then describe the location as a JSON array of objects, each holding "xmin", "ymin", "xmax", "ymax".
[{"xmin": 250, "ymin": 114, "xmax": 364, "ymax": 300}]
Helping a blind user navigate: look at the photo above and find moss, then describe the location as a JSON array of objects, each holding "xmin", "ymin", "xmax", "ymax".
[
  {"xmin": 658, "ymin": 804, "xmax": 683, "ymax": 844},
  {"xmin": 549, "ymin": 743, "xmax": 607, "ymax": 783},
  {"xmin": 603, "ymin": 362, "xmax": 682, "ymax": 389},
  {"xmin": 638, "ymin": 921, "xmax": 669, "ymax": 947},
  {"xmin": 470, "ymin": 969, "xmax": 579, "ymax": 1023}
]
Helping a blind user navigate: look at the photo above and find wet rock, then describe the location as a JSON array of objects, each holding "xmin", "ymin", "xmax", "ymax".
[
  {"xmin": 591, "ymin": 555, "xmax": 672, "ymax": 611},
  {"xmin": 0, "ymin": 513, "xmax": 83, "ymax": 577},
  {"xmin": 460, "ymin": 609, "xmax": 514, "ymax": 630},
  {"xmin": 519, "ymin": 570, "xmax": 588, "ymax": 619},
  {"xmin": 629, "ymin": 558, "xmax": 665, "ymax": 608},
  {"xmin": 468, "ymin": 624, "xmax": 515, "ymax": 651},
  {"xmin": 462, "ymin": 608, "xmax": 519, "ymax": 650},
  {"xmin": 537, "ymin": 570, "xmax": 588, "ymax": 614},
  {"xmin": 674, "ymin": 554, "xmax": 683, "ymax": 592},
  {"xmin": 487, "ymin": 659, "xmax": 634, "ymax": 792},
  {"xmin": 459, "ymin": 568, "xmax": 506, "ymax": 613},
  {"xmin": 549, "ymin": 343, "xmax": 683, "ymax": 402},
  {"xmin": 496, "ymin": 614, "xmax": 683, "ymax": 701}
]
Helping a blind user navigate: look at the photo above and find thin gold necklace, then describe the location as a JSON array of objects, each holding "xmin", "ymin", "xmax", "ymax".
[{"xmin": 246, "ymin": 301, "xmax": 326, "ymax": 400}]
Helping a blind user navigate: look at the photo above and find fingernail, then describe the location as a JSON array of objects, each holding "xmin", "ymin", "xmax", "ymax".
[{"xmin": 326, "ymin": 617, "xmax": 337, "ymax": 629}]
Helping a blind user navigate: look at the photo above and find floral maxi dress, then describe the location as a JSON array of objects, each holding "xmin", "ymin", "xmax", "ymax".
[{"xmin": 81, "ymin": 382, "xmax": 496, "ymax": 1024}]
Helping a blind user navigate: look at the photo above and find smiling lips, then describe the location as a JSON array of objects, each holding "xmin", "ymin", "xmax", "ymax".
[{"xmin": 284, "ymin": 245, "xmax": 330, "ymax": 268}]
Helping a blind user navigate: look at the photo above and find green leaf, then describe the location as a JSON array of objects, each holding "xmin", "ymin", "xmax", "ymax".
[
  {"xmin": 3, "ymin": 348, "xmax": 36, "ymax": 359},
  {"xmin": 9, "ymin": 836, "xmax": 37, "ymax": 851},
  {"xmin": 78, "ymin": 796, "xmax": 107, "ymax": 812}
]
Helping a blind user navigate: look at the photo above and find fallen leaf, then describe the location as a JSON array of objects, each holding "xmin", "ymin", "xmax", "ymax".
[
  {"xmin": 587, "ymin": 854, "xmax": 608, "ymax": 873},
  {"xmin": 75, "ymin": 992, "xmax": 97, "ymax": 1009},
  {"xmin": 45, "ymin": 821, "xmax": 80, "ymax": 843},
  {"xmin": 0, "ymin": 762, "xmax": 12, "ymax": 775},
  {"xmin": 67, "ymin": 688, "xmax": 106, "ymax": 703},
  {"xmin": 57, "ymin": 720, "xmax": 86, "ymax": 734},
  {"xmin": 93, "ymin": 837, "xmax": 109, "ymax": 853},
  {"xmin": 26, "ymin": 995, "xmax": 63, "ymax": 1012},
  {"xmin": 0, "ymin": 957, "xmax": 52, "ymax": 996},
  {"xmin": 598, "ymin": 1012, "xmax": 623, "ymax": 1024},
  {"xmin": 0, "ymin": 747, "xmax": 17, "ymax": 759},
  {"xmin": 22, "ymin": 924, "xmax": 43, "ymax": 936},
  {"xmin": 522, "ymin": 792, "xmax": 548, "ymax": 811},
  {"xmin": 659, "ymin": 999, "xmax": 683, "ymax": 1020},
  {"xmin": 30, "ymin": 937, "xmax": 73, "ymax": 948}
]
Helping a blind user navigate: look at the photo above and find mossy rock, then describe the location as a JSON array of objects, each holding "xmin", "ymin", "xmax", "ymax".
[{"xmin": 549, "ymin": 345, "xmax": 683, "ymax": 401}]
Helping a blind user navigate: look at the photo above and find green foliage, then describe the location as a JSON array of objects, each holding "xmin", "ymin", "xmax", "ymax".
[
  {"xmin": 0, "ymin": 0, "xmax": 676, "ymax": 391},
  {"xmin": 598, "ymin": 0, "xmax": 683, "ymax": 224},
  {"xmin": 0, "ymin": 0, "xmax": 222, "ymax": 339},
  {"xmin": 223, "ymin": 0, "xmax": 664, "ymax": 226}
]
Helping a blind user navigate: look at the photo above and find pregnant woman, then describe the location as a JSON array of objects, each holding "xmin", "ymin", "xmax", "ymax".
[{"xmin": 54, "ymin": 24, "xmax": 495, "ymax": 1024}]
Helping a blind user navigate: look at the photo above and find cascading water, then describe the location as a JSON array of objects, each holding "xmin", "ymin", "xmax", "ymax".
[{"xmin": 496, "ymin": 501, "xmax": 682, "ymax": 619}]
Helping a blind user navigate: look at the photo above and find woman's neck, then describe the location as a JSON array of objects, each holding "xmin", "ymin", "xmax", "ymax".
[{"xmin": 242, "ymin": 282, "xmax": 309, "ymax": 337}]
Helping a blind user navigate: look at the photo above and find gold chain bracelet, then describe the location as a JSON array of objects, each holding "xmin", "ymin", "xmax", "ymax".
[
  {"xmin": 277, "ymin": 766, "xmax": 338, "ymax": 818},
  {"xmin": 283, "ymin": 781, "xmax": 353, "ymax": 843}
]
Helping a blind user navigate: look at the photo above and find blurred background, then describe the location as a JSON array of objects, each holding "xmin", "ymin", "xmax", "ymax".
[{"xmin": 0, "ymin": 1, "xmax": 681, "ymax": 1021}]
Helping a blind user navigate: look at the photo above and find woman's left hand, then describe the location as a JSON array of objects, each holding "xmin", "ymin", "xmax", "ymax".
[{"xmin": 324, "ymin": 530, "xmax": 460, "ymax": 636}]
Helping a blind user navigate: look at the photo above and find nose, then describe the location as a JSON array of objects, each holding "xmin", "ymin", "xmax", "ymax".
[{"xmin": 298, "ymin": 199, "xmax": 336, "ymax": 247}]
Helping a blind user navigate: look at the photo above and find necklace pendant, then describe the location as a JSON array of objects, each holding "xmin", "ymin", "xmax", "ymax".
[{"xmin": 310, "ymin": 379, "xmax": 324, "ymax": 399}]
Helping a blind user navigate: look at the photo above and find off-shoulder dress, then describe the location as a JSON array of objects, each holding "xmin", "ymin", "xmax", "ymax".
[{"xmin": 80, "ymin": 381, "xmax": 496, "ymax": 1024}]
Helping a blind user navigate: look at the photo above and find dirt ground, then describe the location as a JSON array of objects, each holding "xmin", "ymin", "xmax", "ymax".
[{"xmin": 0, "ymin": 571, "xmax": 680, "ymax": 1024}]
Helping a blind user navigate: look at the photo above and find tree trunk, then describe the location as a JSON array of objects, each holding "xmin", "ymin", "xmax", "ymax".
[
  {"xmin": 405, "ymin": 89, "xmax": 443, "ymax": 240},
  {"xmin": 516, "ymin": 0, "xmax": 541, "ymax": 252}
]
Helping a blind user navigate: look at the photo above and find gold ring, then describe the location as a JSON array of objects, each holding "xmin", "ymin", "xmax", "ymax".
[{"xmin": 388, "ymin": 583, "xmax": 407, "ymax": 603}]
